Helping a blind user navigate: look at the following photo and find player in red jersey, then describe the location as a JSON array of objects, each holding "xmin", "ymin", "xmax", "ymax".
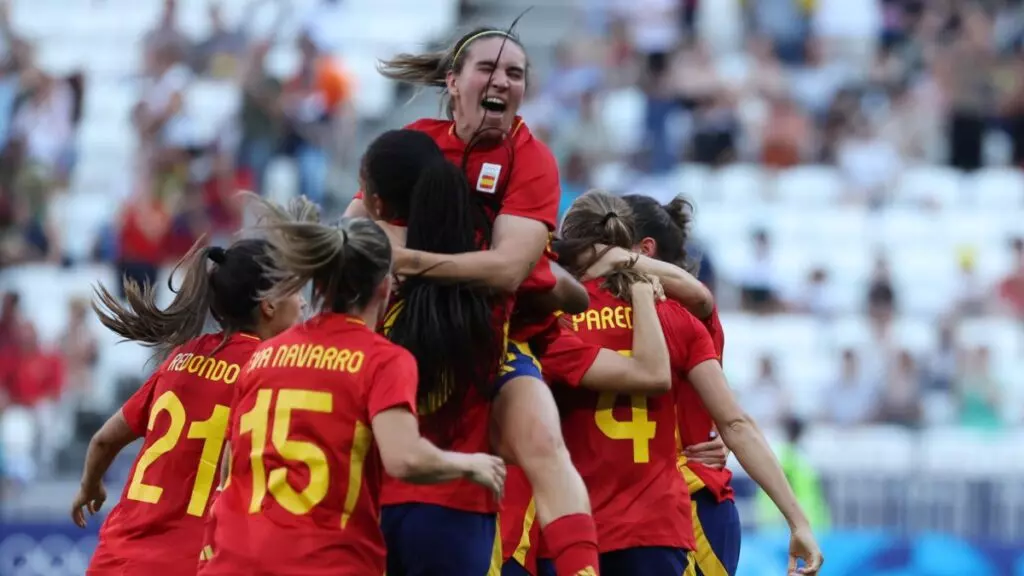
[
  {"xmin": 346, "ymin": 27, "xmax": 599, "ymax": 576},
  {"xmin": 358, "ymin": 129, "xmax": 674, "ymax": 575},
  {"xmin": 199, "ymin": 198, "xmax": 506, "ymax": 576},
  {"xmin": 71, "ymin": 237, "xmax": 305, "ymax": 575},
  {"xmin": 569, "ymin": 192, "xmax": 825, "ymax": 576},
  {"xmin": 621, "ymin": 194, "xmax": 738, "ymax": 575}
]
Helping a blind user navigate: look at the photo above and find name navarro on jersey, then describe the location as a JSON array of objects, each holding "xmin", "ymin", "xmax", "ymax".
[
  {"xmin": 570, "ymin": 305, "xmax": 633, "ymax": 333},
  {"xmin": 245, "ymin": 343, "xmax": 366, "ymax": 374},
  {"xmin": 166, "ymin": 352, "xmax": 242, "ymax": 384}
]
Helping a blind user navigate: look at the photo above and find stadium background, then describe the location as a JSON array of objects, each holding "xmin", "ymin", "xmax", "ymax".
[{"xmin": 0, "ymin": 0, "xmax": 1023, "ymax": 574}]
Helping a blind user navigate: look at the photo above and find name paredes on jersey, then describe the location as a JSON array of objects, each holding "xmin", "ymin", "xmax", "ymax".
[
  {"xmin": 166, "ymin": 352, "xmax": 242, "ymax": 384},
  {"xmin": 569, "ymin": 305, "xmax": 633, "ymax": 333},
  {"xmin": 245, "ymin": 343, "xmax": 366, "ymax": 374}
]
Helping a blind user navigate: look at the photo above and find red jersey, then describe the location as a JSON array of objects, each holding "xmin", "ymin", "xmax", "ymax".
[
  {"xmin": 378, "ymin": 302, "xmax": 497, "ymax": 514},
  {"xmin": 202, "ymin": 314, "xmax": 418, "ymax": 576},
  {"xmin": 554, "ymin": 281, "xmax": 714, "ymax": 553},
  {"xmin": 354, "ymin": 117, "xmax": 561, "ymax": 341},
  {"xmin": 89, "ymin": 332, "xmax": 259, "ymax": 575},
  {"xmin": 676, "ymin": 307, "xmax": 735, "ymax": 502}
]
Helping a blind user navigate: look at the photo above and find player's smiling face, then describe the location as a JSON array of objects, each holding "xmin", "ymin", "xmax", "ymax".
[{"xmin": 448, "ymin": 36, "xmax": 527, "ymax": 138}]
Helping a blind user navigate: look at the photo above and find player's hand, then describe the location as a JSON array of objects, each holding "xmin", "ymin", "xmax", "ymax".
[
  {"xmin": 71, "ymin": 482, "xmax": 107, "ymax": 528},
  {"xmin": 463, "ymin": 453, "xmax": 507, "ymax": 499},
  {"xmin": 684, "ymin": 435, "xmax": 729, "ymax": 469},
  {"xmin": 581, "ymin": 245, "xmax": 631, "ymax": 281},
  {"xmin": 645, "ymin": 274, "xmax": 665, "ymax": 301},
  {"xmin": 787, "ymin": 526, "xmax": 824, "ymax": 575}
]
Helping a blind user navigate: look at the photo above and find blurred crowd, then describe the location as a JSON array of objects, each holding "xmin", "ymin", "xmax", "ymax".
[{"xmin": 3, "ymin": 0, "xmax": 1024, "ymax": 490}]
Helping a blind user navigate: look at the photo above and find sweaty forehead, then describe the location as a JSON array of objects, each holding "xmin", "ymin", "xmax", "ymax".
[{"xmin": 465, "ymin": 36, "xmax": 527, "ymax": 67}]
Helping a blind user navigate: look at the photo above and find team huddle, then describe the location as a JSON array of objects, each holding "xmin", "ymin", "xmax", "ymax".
[{"xmin": 68, "ymin": 27, "xmax": 825, "ymax": 576}]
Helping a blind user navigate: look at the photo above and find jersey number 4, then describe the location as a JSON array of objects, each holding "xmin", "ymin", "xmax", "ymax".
[
  {"xmin": 239, "ymin": 389, "xmax": 371, "ymax": 527},
  {"xmin": 127, "ymin": 391, "xmax": 230, "ymax": 516},
  {"xmin": 594, "ymin": 350, "xmax": 657, "ymax": 463}
]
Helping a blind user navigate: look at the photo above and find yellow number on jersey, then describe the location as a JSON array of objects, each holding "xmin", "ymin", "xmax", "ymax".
[
  {"xmin": 240, "ymin": 388, "xmax": 373, "ymax": 526},
  {"xmin": 593, "ymin": 349, "xmax": 656, "ymax": 463},
  {"xmin": 126, "ymin": 391, "xmax": 231, "ymax": 516}
]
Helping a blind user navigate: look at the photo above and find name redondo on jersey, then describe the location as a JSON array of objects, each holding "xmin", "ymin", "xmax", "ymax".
[
  {"xmin": 246, "ymin": 343, "xmax": 366, "ymax": 374},
  {"xmin": 167, "ymin": 352, "xmax": 241, "ymax": 384},
  {"xmin": 570, "ymin": 305, "xmax": 633, "ymax": 332}
]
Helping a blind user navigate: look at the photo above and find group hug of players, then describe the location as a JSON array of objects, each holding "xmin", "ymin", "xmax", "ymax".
[{"xmin": 68, "ymin": 27, "xmax": 825, "ymax": 576}]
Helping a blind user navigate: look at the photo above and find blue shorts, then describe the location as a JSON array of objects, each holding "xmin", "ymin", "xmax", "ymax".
[
  {"xmin": 689, "ymin": 489, "xmax": 741, "ymax": 576},
  {"xmin": 601, "ymin": 547, "xmax": 689, "ymax": 576},
  {"xmin": 501, "ymin": 559, "xmax": 556, "ymax": 576},
  {"xmin": 381, "ymin": 503, "xmax": 500, "ymax": 576},
  {"xmin": 494, "ymin": 340, "xmax": 543, "ymax": 396}
]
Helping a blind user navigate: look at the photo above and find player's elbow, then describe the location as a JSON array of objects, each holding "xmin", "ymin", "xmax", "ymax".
[
  {"xmin": 379, "ymin": 440, "xmax": 432, "ymax": 481},
  {"xmin": 490, "ymin": 260, "xmax": 532, "ymax": 293},
  {"xmin": 718, "ymin": 412, "xmax": 756, "ymax": 443}
]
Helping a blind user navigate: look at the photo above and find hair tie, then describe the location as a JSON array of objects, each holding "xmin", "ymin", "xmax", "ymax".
[
  {"xmin": 600, "ymin": 212, "xmax": 617, "ymax": 226},
  {"xmin": 207, "ymin": 246, "xmax": 227, "ymax": 265}
]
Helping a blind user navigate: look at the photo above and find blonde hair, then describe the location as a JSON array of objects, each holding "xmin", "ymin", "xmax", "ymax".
[
  {"xmin": 559, "ymin": 190, "xmax": 648, "ymax": 302},
  {"xmin": 250, "ymin": 195, "xmax": 392, "ymax": 314}
]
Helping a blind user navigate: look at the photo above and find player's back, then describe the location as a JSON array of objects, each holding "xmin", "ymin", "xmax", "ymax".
[
  {"xmin": 206, "ymin": 314, "xmax": 402, "ymax": 575},
  {"xmin": 90, "ymin": 332, "xmax": 258, "ymax": 573},
  {"xmin": 555, "ymin": 279, "xmax": 691, "ymax": 553}
]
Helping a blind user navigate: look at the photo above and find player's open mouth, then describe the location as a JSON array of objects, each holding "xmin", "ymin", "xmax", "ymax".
[{"xmin": 481, "ymin": 97, "xmax": 507, "ymax": 114}]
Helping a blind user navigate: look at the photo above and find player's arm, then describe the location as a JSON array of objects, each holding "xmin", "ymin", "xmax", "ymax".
[
  {"xmin": 543, "ymin": 282, "xmax": 671, "ymax": 395},
  {"xmin": 369, "ymin": 348, "xmax": 505, "ymax": 496},
  {"xmin": 687, "ymin": 360, "xmax": 811, "ymax": 532},
  {"xmin": 343, "ymin": 197, "xmax": 370, "ymax": 218},
  {"xmin": 516, "ymin": 260, "xmax": 589, "ymax": 315},
  {"xmin": 585, "ymin": 246, "xmax": 714, "ymax": 319},
  {"xmin": 393, "ymin": 213, "xmax": 549, "ymax": 293},
  {"xmin": 72, "ymin": 409, "xmax": 141, "ymax": 527}
]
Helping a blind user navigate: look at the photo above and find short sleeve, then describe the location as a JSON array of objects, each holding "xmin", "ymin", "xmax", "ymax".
[
  {"xmin": 518, "ymin": 253, "xmax": 557, "ymax": 293},
  {"xmin": 701, "ymin": 306, "xmax": 725, "ymax": 360},
  {"xmin": 500, "ymin": 137, "xmax": 560, "ymax": 230},
  {"xmin": 539, "ymin": 323, "xmax": 601, "ymax": 388},
  {"xmin": 121, "ymin": 373, "xmax": 160, "ymax": 436},
  {"xmin": 366, "ymin": 344, "xmax": 419, "ymax": 419},
  {"xmin": 658, "ymin": 302, "xmax": 718, "ymax": 374},
  {"xmin": 353, "ymin": 190, "xmax": 364, "ymax": 200}
]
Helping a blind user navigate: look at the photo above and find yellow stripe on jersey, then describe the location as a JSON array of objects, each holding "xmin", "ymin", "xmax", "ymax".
[
  {"xmin": 513, "ymin": 497, "xmax": 538, "ymax": 566},
  {"xmin": 676, "ymin": 416, "xmax": 707, "ymax": 494},
  {"xmin": 684, "ymin": 553, "xmax": 698, "ymax": 576},
  {"xmin": 690, "ymin": 499, "xmax": 729, "ymax": 576}
]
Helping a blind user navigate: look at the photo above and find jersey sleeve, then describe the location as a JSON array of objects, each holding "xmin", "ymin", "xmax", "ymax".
[
  {"xmin": 659, "ymin": 303, "xmax": 718, "ymax": 374},
  {"xmin": 538, "ymin": 322, "xmax": 601, "ymax": 388},
  {"xmin": 701, "ymin": 306, "xmax": 725, "ymax": 360},
  {"xmin": 500, "ymin": 138, "xmax": 560, "ymax": 230},
  {"xmin": 121, "ymin": 372, "xmax": 160, "ymax": 437},
  {"xmin": 366, "ymin": 344, "xmax": 419, "ymax": 419}
]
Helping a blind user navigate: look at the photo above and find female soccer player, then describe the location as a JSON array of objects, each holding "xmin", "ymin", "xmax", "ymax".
[
  {"xmin": 346, "ymin": 28, "xmax": 600, "ymax": 575},
  {"xmin": 199, "ymin": 199, "xmax": 506, "ymax": 576},
  {"xmin": 622, "ymin": 194, "xmax": 739, "ymax": 576},
  {"xmin": 358, "ymin": 128, "xmax": 674, "ymax": 575},
  {"xmin": 555, "ymin": 191, "xmax": 825, "ymax": 576},
  {"xmin": 71, "ymin": 236, "xmax": 305, "ymax": 575}
]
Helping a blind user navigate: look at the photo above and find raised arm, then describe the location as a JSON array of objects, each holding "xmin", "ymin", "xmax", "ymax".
[
  {"xmin": 592, "ymin": 247, "xmax": 713, "ymax": 319},
  {"xmin": 393, "ymin": 213, "xmax": 549, "ymax": 293}
]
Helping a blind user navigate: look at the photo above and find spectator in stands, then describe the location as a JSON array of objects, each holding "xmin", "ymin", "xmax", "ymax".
[
  {"xmin": 744, "ymin": 0, "xmax": 809, "ymax": 65},
  {"xmin": 279, "ymin": 32, "xmax": 354, "ymax": 205},
  {"xmin": 957, "ymin": 344, "xmax": 1004, "ymax": 429},
  {"xmin": 142, "ymin": 0, "xmax": 189, "ymax": 66},
  {"xmin": 835, "ymin": 113, "xmax": 901, "ymax": 206},
  {"xmin": 58, "ymin": 298, "xmax": 97, "ymax": 407},
  {"xmin": 761, "ymin": 95, "xmax": 812, "ymax": 169},
  {"xmin": 935, "ymin": 5, "xmax": 996, "ymax": 172},
  {"xmin": 556, "ymin": 90, "xmax": 614, "ymax": 170},
  {"xmin": 875, "ymin": 349, "xmax": 923, "ymax": 427},
  {"xmin": 954, "ymin": 247, "xmax": 987, "ymax": 316},
  {"xmin": 739, "ymin": 229, "xmax": 781, "ymax": 314},
  {"xmin": 821, "ymin": 348, "xmax": 877, "ymax": 427},
  {"xmin": 191, "ymin": 0, "xmax": 258, "ymax": 79},
  {"xmin": 0, "ymin": 292, "xmax": 22, "ymax": 350},
  {"xmin": 10, "ymin": 66, "xmax": 78, "ymax": 190},
  {"xmin": 996, "ymin": 237, "xmax": 1024, "ymax": 318},
  {"xmin": 558, "ymin": 153, "xmax": 590, "ymax": 223},
  {"xmin": 114, "ymin": 185, "xmax": 171, "ymax": 298},
  {"xmin": 866, "ymin": 254, "xmax": 897, "ymax": 332},
  {"xmin": 743, "ymin": 353, "xmax": 790, "ymax": 429},
  {"xmin": 236, "ymin": 40, "xmax": 284, "ymax": 195},
  {"xmin": 792, "ymin": 267, "xmax": 838, "ymax": 318}
]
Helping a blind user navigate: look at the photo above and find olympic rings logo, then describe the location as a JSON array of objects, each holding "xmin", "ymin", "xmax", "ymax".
[{"xmin": 0, "ymin": 533, "xmax": 96, "ymax": 576}]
